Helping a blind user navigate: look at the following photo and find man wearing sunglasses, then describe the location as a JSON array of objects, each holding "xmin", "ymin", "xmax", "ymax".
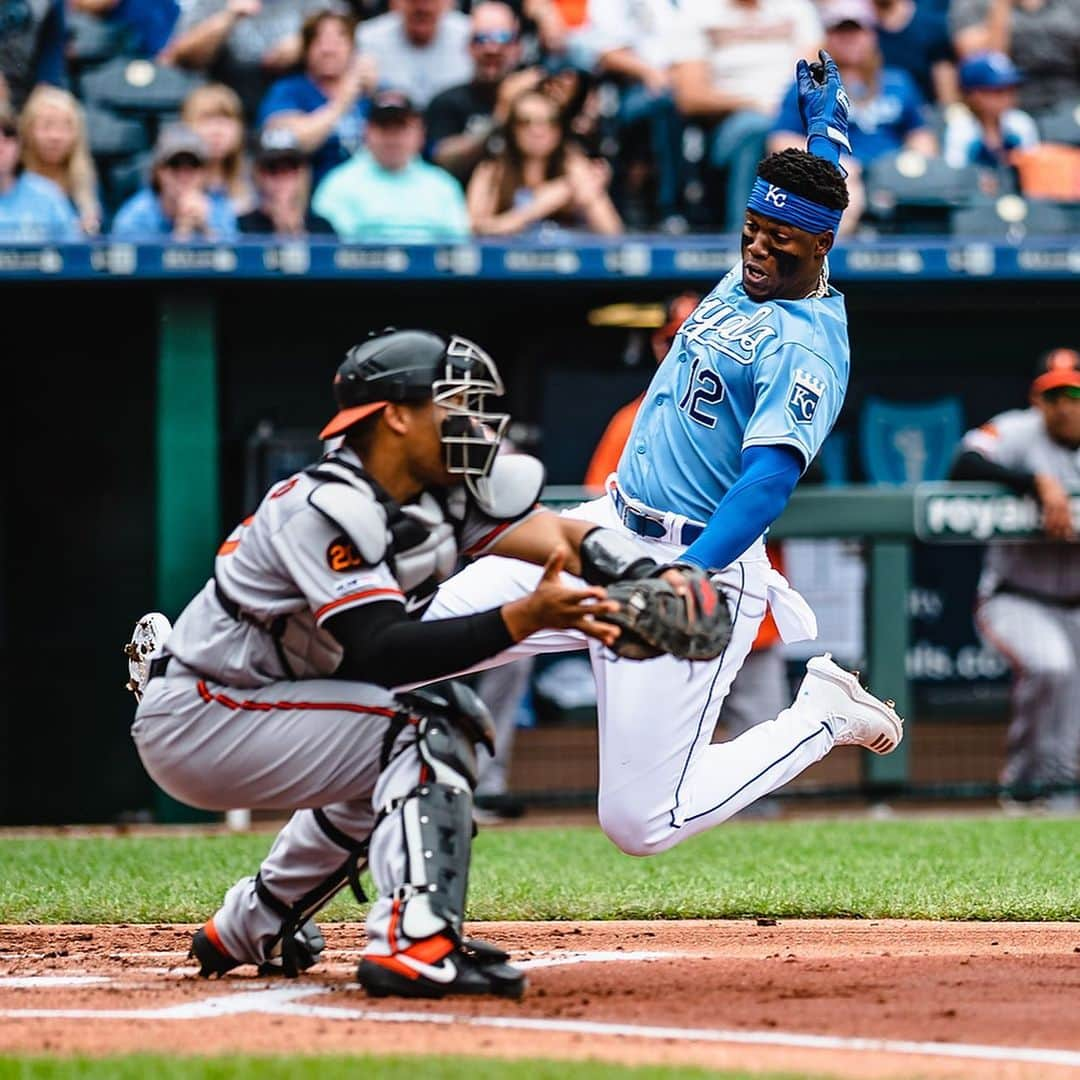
[
  {"xmin": 949, "ymin": 347, "xmax": 1080, "ymax": 814},
  {"xmin": 238, "ymin": 126, "xmax": 336, "ymax": 237},
  {"xmin": 426, "ymin": 1, "xmax": 542, "ymax": 185}
]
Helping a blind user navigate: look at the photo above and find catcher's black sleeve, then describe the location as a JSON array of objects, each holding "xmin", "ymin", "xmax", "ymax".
[
  {"xmin": 948, "ymin": 449, "xmax": 1039, "ymax": 496},
  {"xmin": 327, "ymin": 600, "xmax": 513, "ymax": 688}
]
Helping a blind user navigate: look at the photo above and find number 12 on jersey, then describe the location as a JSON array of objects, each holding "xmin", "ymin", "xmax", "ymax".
[{"xmin": 678, "ymin": 358, "xmax": 726, "ymax": 428}]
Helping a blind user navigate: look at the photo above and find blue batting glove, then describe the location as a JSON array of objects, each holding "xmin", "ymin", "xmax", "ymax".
[{"xmin": 795, "ymin": 49, "xmax": 851, "ymax": 173}]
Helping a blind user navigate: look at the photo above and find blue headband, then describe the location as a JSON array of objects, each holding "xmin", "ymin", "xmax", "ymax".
[{"xmin": 746, "ymin": 177, "xmax": 842, "ymax": 234}]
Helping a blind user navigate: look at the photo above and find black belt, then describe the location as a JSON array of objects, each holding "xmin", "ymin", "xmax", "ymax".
[
  {"xmin": 609, "ymin": 485, "xmax": 705, "ymax": 545},
  {"xmin": 995, "ymin": 583, "xmax": 1080, "ymax": 609}
]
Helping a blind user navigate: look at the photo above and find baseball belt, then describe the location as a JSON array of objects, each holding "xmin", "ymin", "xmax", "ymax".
[{"xmin": 608, "ymin": 483, "xmax": 706, "ymax": 547}]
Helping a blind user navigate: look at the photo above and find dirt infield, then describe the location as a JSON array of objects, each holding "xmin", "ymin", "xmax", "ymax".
[{"xmin": 2, "ymin": 920, "xmax": 1078, "ymax": 1078}]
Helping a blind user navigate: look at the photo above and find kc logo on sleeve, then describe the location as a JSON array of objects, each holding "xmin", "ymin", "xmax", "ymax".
[{"xmin": 788, "ymin": 369, "xmax": 826, "ymax": 424}]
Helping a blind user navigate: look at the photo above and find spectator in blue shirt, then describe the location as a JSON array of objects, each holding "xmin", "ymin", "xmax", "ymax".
[
  {"xmin": 944, "ymin": 51, "xmax": 1039, "ymax": 171},
  {"xmin": 111, "ymin": 123, "xmax": 238, "ymax": 240},
  {"xmin": 68, "ymin": 0, "xmax": 180, "ymax": 58},
  {"xmin": 0, "ymin": 102, "xmax": 80, "ymax": 241},
  {"xmin": 257, "ymin": 7, "xmax": 377, "ymax": 189},
  {"xmin": 872, "ymin": 0, "xmax": 958, "ymax": 105}
]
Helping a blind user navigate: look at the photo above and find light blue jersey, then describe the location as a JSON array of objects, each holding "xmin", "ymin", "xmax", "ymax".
[{"xmin": 616, "ymin": 265, "xmax": 850, "ymax": 523}]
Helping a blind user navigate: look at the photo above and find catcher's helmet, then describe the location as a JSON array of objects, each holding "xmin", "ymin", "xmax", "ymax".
[{"xmin": 320, "ymin": 328, "xmax": 510, "ymax": 496}]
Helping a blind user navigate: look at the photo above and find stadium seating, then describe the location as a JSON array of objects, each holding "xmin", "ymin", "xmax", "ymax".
[
  {"xmin": 863, "ymin": 150, "xmax": 984, "ymax": 234},
  {"xmin": 80, "ymin": 57, "xmax": 206, "ymax": 119},
  {"xmin": 1035, "ymin": 100, "xmax": 1080, "ymax": 148},
  {"xmin": 950, "ymin": 196, "xmax": 1073, "ymax": 239}
]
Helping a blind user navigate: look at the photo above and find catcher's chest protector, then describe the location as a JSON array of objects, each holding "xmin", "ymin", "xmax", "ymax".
[{"xmin": 306, "ymin": 456, "xmax": 467, "ymax": 613}]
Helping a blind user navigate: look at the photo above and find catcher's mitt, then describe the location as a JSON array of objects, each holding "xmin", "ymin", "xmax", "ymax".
[{"xmin": 598, "ymin": 569, "xmax": 732, "ymax": 661}]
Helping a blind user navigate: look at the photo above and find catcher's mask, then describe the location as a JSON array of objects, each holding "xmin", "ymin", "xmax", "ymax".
[{"xmin": 320, "ymin": 328, "xmax": 509, "ymax": 498}]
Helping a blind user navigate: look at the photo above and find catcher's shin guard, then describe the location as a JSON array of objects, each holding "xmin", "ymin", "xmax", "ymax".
[{"xmin": 358, "ymin": 683, "xmax": 526, "ymax": 999}]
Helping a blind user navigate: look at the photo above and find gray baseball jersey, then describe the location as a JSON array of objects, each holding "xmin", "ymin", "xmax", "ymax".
[
  {"xmin": 165, "ymin": 445, "xmax": 540, "ymax": 688},
  {"xmin": 961, "ymin": 407, "xmax": 1080, "ymax": 600}
]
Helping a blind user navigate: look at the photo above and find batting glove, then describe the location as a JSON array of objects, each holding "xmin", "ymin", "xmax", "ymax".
[{"xmin": 796, "ymin": 49, "xmax": 852, "ymax": 175}]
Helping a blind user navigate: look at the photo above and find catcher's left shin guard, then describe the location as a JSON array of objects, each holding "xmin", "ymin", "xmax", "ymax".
[{"xmin": 358, "ymin": 683, "xmax": 525, "ymax": 1000}]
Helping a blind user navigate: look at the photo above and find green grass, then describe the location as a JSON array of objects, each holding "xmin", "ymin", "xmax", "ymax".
[
  {"xmin": 0, "ymin": 1057, "xmax": 829, "ymax": 1080},
  {"xmin": 2, "ymin": 818, "xmax": 1078, "ymax": 924}
]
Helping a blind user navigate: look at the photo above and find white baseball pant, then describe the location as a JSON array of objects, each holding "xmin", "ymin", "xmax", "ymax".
[{"xmin": 422, "ymin": 494, "xmax": 833, "ymax": 856}]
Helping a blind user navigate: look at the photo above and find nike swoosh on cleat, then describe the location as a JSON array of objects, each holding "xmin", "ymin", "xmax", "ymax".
[{"xmin": 395, "ymin": 954, "xmax": 459, "ymax": 983}]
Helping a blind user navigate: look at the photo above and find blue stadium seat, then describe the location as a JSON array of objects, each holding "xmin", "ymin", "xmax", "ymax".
[
  {"xmin": 863, "ymin": 150, "xmax": 982, "ymax": 233},
  {"xmin": 950, "ymin": 196, "xmax": 1072, "ymax": 239},
  {"xmin": 80, "ymin": 56, "xmax": 205, "ymax": 118},
  {"xmin": 859, "ymin": 396, "xmax": 964, "ymax": 484},
  {"xmin": 1035, "ymin": 100, "xmax": 1080, "ymax": 147}
]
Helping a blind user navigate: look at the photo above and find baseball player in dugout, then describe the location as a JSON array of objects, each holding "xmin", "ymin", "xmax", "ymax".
[
  {"xmin": 123, "ymin": 329, "xmax": 726, "ymax": 1000},
  {"xmin": 949, "ymin": 347, "xmax": 1080, "ymax": 814},
  {"xmin": 414, "ymin": 53, "xmax": 903, "ymax": 853}
]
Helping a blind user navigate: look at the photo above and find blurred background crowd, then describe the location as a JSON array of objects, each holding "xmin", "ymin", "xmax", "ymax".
[{"xmin": 0, "ymin": 0, "xmax": 1078, "ymax": 243}]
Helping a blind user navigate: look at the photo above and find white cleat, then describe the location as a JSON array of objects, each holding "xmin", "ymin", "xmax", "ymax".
[
  {"xmin": 123, "ymin": 611, "xmax": 172, "ymax": 702},
  {"xmin": 795, "ymin": 653, "xmax": 904, "ymax": 755}
]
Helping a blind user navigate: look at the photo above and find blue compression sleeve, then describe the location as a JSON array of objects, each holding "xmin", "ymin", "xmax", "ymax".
[{"xmin": 679, "ymin": 445, "xmax": 803, "ymax": 572}]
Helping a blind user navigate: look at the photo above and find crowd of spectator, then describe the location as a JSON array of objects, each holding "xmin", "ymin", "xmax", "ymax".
[{"xmin": 0, "ymin": 0, "xmax": 1078, "ymax": 243}]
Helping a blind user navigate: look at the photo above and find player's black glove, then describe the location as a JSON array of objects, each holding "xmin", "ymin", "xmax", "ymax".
[{"xmin": 592, "ymin": 567, "xmax": 733, "ymax": 662}]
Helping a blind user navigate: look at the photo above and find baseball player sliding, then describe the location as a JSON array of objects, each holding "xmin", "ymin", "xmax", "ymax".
[
  {"xmin": 124, "ymin": 330, "xmax": 727, "ymax": 999},
  {"xmin": 417, "ymin": 52, "xmax": 904, "ymax": 857}
]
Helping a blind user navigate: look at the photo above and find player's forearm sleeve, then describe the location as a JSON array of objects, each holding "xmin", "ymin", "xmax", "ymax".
[
  {"xmin": 328, "ymin": 601, "xmax": 514, "ymax": 688},
  {"xmin": 948, "ymin": 449, "xmax": 1038, "ymax": 495},
  {"xmin": 679, "ymin": 445, "xmax": 803, "ymax": 572}
]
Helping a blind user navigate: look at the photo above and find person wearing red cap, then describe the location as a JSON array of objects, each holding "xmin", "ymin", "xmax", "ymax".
[{"xmin": 948, "ymin": 347, "xmax": 1080, "ymax": 814}]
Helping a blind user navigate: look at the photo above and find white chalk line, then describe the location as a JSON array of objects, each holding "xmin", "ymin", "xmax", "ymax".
[
  {"xmin": 2, "ymin": 983, "xmax": 1078, "ymax": 1069},
  {"xmin": 1, "ymin": 958, "xmax": 1079, "ymax": 1070}
]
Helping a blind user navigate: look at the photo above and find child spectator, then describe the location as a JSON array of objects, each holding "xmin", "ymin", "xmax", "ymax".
[
  {"xmin": 425, "ymin": 1, "xmax": 540, "ymax": 186},
  {"xmin": 0, "ymin": 0, "xmax": 66, "ymax": 110},
  {"xmin": 110, "ymin": 122, "xmax": 238, "ymax": 240},
  {"xmin": 238, "ymin": 126, "xmax": 336, "ymax": 236},
  {"xmin": 18, "ymin": 84, "xmax": 101, "ymax": 235},
  {"xmin": 944, "ymin": 50, "xmax": 1038, "ymax": 171},
  {"xmin": 161, "ymin": 0, "xmax": 330, "ymax": 121},
  {"xmin": 466, "ymin": 86, "xmax": 622, "ymax": 234},
  {"xmin": 312, "ymin": 88, "xmax": 469, "ymax": 241},
  {"xmin": 257, "ymin": 7, "xmax": 376, "ymax": 189},
  {"xmin": 355, "ymin": 0, "xmax": 472, "ymax": 109},
  {"xmin": 0, "ymin": 100, "xmax": 80, "ymax": 240},
  {"xmin": 181, "ymin": 82, "xmax": 256, "ymax": 215}
]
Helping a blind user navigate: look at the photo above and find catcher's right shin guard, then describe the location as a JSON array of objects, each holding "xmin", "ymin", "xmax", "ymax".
[{"xmin": 358, "ymin": 683, "xmax": 525, "ymax": 999}]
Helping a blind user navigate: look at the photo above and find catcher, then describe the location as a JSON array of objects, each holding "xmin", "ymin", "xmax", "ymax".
[{"xmin": 123, "ymin": 328, "xmax": 728, "ymax": 1000}]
